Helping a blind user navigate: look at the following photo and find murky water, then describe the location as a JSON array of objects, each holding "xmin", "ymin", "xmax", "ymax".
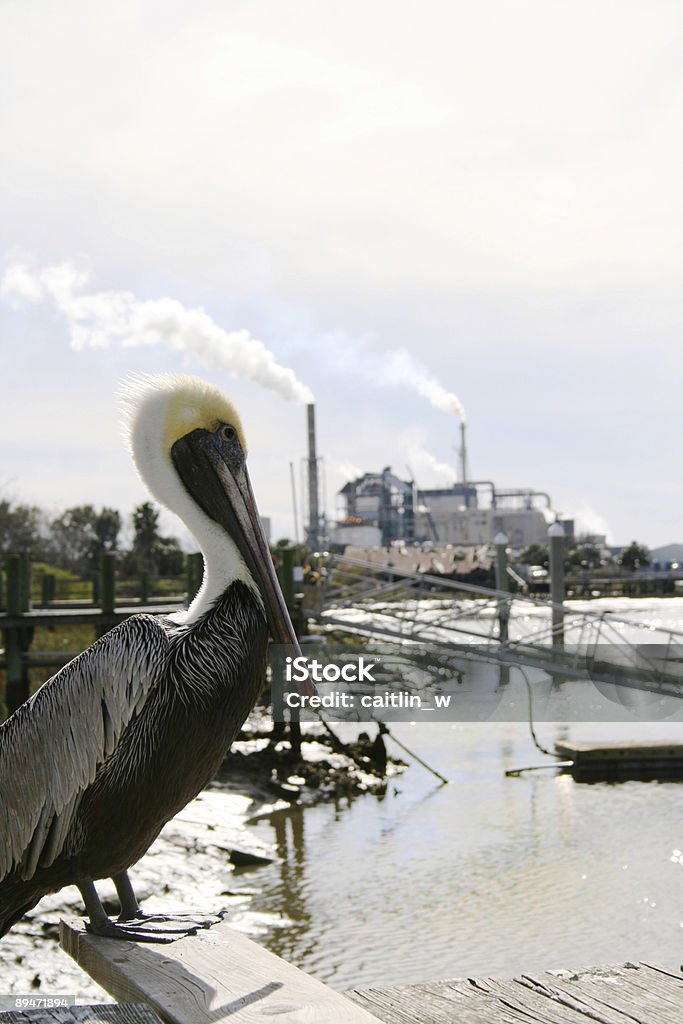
[
  {"xmin": 250, "ymin": 718, "xmax": 683, "ymax": 989},
  {"xmin": 248, "ymin": 596, "xmax": 683, "ymax": 990}
]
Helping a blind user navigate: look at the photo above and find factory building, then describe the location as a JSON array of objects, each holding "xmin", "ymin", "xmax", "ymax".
[
  {"xmin": 303, "ymin": 401, "xmax": 572, "ymax": 556},
  {"xmin": 332, "ymin": 468, "xmax": 562, "ymax": 551}
]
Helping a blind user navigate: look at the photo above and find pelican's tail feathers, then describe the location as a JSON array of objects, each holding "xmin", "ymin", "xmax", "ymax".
[{"xmin": 0, "ymin": 872, "xmax": 45, "ymax": 938}]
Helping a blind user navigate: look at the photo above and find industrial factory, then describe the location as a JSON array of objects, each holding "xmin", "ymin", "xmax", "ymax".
[{"xmin": 302, "ymin": 407, "xmax": 572, "ymax": 556}]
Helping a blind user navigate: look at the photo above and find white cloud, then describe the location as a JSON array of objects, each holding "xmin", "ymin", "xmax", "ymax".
[
  {"xmin": 0, "ymin": 264, "xmax": 44, "ymax": 303},
  {"xmin": 2, "ymin": 1, "xmax": 683, "ymax": 300}
]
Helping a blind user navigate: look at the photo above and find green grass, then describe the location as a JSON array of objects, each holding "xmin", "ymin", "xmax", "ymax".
[
  {"xmin": 1, "ymin": 623, "xmax": 97, "ymax": 718},
  {"xmin": 30, "ymin": 563, "xmax": 92, "ymax": 601}
]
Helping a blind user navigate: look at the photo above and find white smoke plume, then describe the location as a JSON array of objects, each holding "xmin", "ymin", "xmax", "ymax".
[
  {"xmin": 570, "ymin": 504, "xmax": 614, "ymax": 544},
  {"xmin": 1, "ymin": 262, "xmax": 314, "ymax": 404},
  {"xmin": 327, "ymin": 457, "xmax": 363, "ymax": 482},
  {"xmin": 384, "ymin": 349, "xmax": 466, "ymax": 421},
  {"xmin": 401, "ymin": 439, "xmax": 457, "ymax": 485},
  {"xmin": 314, "ymin": 330, "xmax": 466, "ymax": 422}
]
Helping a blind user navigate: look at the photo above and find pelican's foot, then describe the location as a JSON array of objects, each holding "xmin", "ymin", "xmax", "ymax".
[
  {"xmin": 118, "ymin": 910, "xmax": 226, "ymax": 933},
  {"xmin": 85, "ymin": 918, "xmax": 179, "ymax": 944}
]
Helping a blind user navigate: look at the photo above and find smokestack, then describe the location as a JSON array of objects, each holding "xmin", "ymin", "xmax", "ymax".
[
  {"xmin": 459, "ymin": 421, "xmax": 468, "ymax": 486},
  {"xmin": 459, "ymin": 420, "xmax": 470, "ymax": 510},
  {"xmin": 306, "ymin": 403, "xmax": 320, "ymax": 550}
]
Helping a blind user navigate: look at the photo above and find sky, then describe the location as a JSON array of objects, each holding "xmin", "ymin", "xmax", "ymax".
[{"xmin": 1, "ymin": 0, "xmax": 682, "ymax": 548}]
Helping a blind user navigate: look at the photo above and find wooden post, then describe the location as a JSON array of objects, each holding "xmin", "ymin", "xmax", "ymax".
[
  {"xmin": 548, "ymin": 521, "xmax": 565, "ymax": 647},
  {"xmin": 19, "ymin": 554, "xmax": 31, "ymax": 611},
  {"xmin": 41, "ymin": 572, "xmax": 55, "ymax": 607},
  {"xmin": 276, "ymin": 544, "xmax": 305, "ymax": 634},
  {"xmin": 277, "ymin": 545, "xmax": 295, "ymax": 612},
  {"xmin": 494, "ymin": 532, "xmax": 509, "ymax": 642},
  {"xmin": 3, "ymin": 555, "xmax": 29, "ymax": 714},
  {"xmin": 186, "ymin": 553, "xmax": 203, "ymax": 603},
  {"xmin": 275, "ymin": 546, "xmax": 301, "ymax": 755},
  {"xmin": 100, "ymin": 553, "xmax": 116, "ymax": 615},
  {"xmin": 270, "ymin": 643, "xmax": 286, "ymax": 744}
]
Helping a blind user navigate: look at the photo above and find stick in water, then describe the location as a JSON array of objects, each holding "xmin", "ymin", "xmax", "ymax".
[{"xmin": 378, "ymin": 722, "xmax": 449, "ymax": 785}]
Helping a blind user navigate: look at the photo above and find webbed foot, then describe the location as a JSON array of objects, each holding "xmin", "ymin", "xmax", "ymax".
[
  {"xmin": 118, "ymin": 910, "xmax": 225, "ymax": 933},
  {"xmin": 85, "ymin": 917, "xmax": 179, "ymax": 944}
]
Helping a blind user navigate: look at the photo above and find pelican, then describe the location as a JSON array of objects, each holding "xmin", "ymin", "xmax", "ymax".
[{"xmin": 0, "ymin": 375, "xmax": 303, "ymax": 941}]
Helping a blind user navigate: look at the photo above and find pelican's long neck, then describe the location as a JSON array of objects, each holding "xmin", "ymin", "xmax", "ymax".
[{"xmin": 171, "ymin": 508, "xmax": 261, "ymax": 626}]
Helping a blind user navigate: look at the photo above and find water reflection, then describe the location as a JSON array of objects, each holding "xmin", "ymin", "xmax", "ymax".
[
  {"xmin": 269, "ymin": 808, "xmax": 309, "ymax": 944},
  {"xmin": 248, "ymin": 715, "xmax": 683, "ymax": 991}
]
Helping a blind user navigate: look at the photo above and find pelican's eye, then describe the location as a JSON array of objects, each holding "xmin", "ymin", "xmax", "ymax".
[{"xmin": 219, "ymin": 423, "xmax": 237, "ymax": 443}]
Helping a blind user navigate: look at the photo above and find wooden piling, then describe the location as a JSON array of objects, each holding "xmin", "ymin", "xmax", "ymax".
[
  {"xmin": 548, "ymin": 522, "xmax": 565, "ymax": 647},
  {"xmin": 18, "ymin": 555, "xmax": 31, "ymax": 612},
  {"xmin": 494, "ymin": 532, "xmax": 509, "ymax": 642},
  {"xmin": 41, "ymin": 572, "xmax": 55, "ymax": 607},
  {"xmin": 186, "ymin": 553, "xmax": 203, "ymax": 603},
  {"xmin": 274, "ymin": 545, "xmax": 301, "ymax": 753},
  {"xmin": 100, "ymin": 554, "xmax": 116, "ymax": 615},
  {"xmin": 277, "ymin": 545, "xmax": 295, "ymax": 612},
  {"xmin": 3, "ymin": 555, "xmax": 30, "ymax": 713}
]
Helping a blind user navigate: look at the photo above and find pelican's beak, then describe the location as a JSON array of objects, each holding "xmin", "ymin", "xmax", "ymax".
[
  {"xmin": 171, "ymin": 428, "xmax": 314, "ymax": 697},
  {"xmin": 214, "ymin": 460, "xmax": 298, "ymax": 643}
]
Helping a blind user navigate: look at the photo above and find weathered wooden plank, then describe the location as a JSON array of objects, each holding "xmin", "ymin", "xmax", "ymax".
[
  {"xmin": 347, "ymin": 975, "xmax": 588, "ymax": 1023},
  {"xmin": 60, "ymin": 918, "xmax": 381, "ymax": 1024},
  {"xmin": 0, "ymin": 605, "xmax": 182, "ymax": 631},
  {"xmin": 346, "ymin": 980, "xmax": 495, "ymax": 1024},
  {"xmin": 518, "ymin": 962, "xmax": 683, "ymax": 1024},
  {"xmin": 453, "ymin": 975, "xmax": 607, "ymax": 1023},
  {"xmin": 347, "ymin": 963, "xmax": 683, "ymax": 1023},
  {"xmin": 555, "ymin": 741, "xmax": 683, "ymax": 779},
  {"xmin": 0, "ymin": 1005, "xmax": 162, "ymax": 1024},
  {"xmin": 556, "ymin": 741, "xmax": 683, "ymax": 762},
  {"xmin": 639, "ymin": 962, "xmax": 683, "ymax": 1000}
]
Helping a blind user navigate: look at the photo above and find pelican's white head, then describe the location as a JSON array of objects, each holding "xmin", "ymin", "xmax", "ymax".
[
  {"xmin": 119, "ymin": 375, "xmax": 294, "ymax": 641},
  {"xmin": 120, "ymin": 374, "xmax": 246, "ymax": 508}
]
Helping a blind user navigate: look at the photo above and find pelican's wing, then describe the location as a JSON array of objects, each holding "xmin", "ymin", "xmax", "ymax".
[{"xmin": 0, "ymin": 614, "xmax": 169, "ymax": 881}]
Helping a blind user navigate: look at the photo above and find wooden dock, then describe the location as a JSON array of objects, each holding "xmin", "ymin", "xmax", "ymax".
[
  {"xmin": 59, "ymin": 918, "xmax": 380, "ymax": 1023},
  {"xmin": 348, "ymin": 961, "xmax": 683, "ymax": 1023},
  {"xmin": 556, "ymin": 739, "xmax": 683, "ymax": 779},
  {"xmin": 52, "ymin": 918, "xmax": 683, "ymax": 1024},
  {"xmin": 0, "ymin": 1006, "xmax": 162, "ymax": 1024}
]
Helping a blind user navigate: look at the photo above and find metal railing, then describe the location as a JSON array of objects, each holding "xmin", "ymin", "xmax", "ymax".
[{"xmin": 313, "ymin": 554, "xmax": 683, "ymax": 694}]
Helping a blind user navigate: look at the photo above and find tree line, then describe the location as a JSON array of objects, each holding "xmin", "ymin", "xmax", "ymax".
[
  {"xmin": 0, "ymin": 497, "xmax": 185, "ymax": 579},
  {"xmin": 520, "ymin": 539, "xmax": 651, "ymax": 573}
]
